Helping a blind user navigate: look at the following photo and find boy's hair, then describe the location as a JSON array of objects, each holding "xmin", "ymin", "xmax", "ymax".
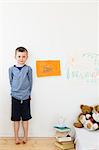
[{"xmin": 15, "ymin": 47, "xmax": 28, "ymax": 56}]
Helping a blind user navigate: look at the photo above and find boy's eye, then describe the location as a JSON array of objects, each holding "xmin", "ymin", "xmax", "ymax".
[{"xmin": 18, "ymin": 56, "xmax": 21, "ymax": 58}]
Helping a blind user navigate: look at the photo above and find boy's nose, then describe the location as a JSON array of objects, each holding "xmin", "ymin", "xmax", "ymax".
[{"xmin": 20, "ymin": 59, "xmax": 23, "ymax": 61}]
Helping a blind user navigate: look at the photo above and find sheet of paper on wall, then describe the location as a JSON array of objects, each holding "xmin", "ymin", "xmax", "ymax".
[{"xmin": 36, "ymin": 60, "xmax": 61, "ymax": 77}]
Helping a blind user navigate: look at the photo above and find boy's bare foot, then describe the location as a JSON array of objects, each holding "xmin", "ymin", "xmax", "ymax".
[
  {"xmin": 22, "ymin": 137, "xmax": 27, "ymax": 144},
  {"xmin": 15, "ymin": 138, "xmax": 21, "ymax": 145}
]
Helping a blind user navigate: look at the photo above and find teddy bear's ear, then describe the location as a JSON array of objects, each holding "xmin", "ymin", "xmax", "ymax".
[
  {"xmin": 94, "ymin": 105, "xmax": 99, "ymax": 112},
  {"xmin": 94, "ymin": 106, "xmax": 97, "ymax": 111},
  {"xmin": 80, "ymin": 105, "xmax": 84, "ymax": 109}
]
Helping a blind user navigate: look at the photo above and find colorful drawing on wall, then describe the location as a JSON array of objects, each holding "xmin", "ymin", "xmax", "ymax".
[
  {"xmin": 66, "ymin": 52, "xmax": 99, "ymax": 83},
  {"xmin": 36, "ymin": 60, "xmax": 61, "ymax": 77}
]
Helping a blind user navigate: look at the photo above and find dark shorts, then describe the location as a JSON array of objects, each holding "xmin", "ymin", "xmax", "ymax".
[{"xmin": 11, "ymin": 97, "xmax": 32, "ymax": 121}]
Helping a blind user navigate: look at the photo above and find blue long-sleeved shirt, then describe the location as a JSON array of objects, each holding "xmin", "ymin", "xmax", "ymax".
[{"xmin": 9, "ymin": 65, "xmax": 33, "ymax": 100}]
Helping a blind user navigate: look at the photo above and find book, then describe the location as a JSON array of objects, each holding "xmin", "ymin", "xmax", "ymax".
[
  {"xmin": 54, "ymin": 126, "xmax": 71, "ymax": 132},
  {"xmin": 59, "ymin": 141, "xmax": 74, "ymax": 145},
  {"xmin": 55, "ymin": 141, "xmax": 74, "ymax": 150},
  {"xmin": 56, "ymin": 136, "xmax": 72, "ymax": 142},
  {"xmin": 55, "ymin": 131, "xmax": 70, "ymax": 137}
]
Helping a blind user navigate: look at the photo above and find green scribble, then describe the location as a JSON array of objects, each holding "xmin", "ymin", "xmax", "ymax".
[
  {"xmin": 66, "ymin": 67, "xmax": 97, "ymax": 83},
  {"xmin": 82, "ymin": 52, "xmax": 99, "ymax": 66}
]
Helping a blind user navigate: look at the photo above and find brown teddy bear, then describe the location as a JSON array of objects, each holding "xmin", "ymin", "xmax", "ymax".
[
  {"xmin": 74, "ymin": 105, "xmax": 93, "ymax": 128},
  {"xmin": 74, "ymin": 104, "xmax": 93, "ymax": 128},
  {"xmin": 73, "ymin": 104, "xmax": 99, "ymax": 130}
]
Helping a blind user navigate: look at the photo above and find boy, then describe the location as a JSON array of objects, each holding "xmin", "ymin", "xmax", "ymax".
[{"xmin": 9, "ymin": 47, "xmax": 32, "ymax": 144}]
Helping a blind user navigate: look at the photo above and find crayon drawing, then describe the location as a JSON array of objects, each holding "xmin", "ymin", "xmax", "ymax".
[{"xmin": 36, "ymin": 60, "xmax": 61, "ymax": 77}]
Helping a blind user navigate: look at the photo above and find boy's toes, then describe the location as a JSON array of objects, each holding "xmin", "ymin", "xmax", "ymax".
[
  {"xmin": 15, "ymin": 139, "xmax": 21, "ymax": 145},
  {"xmin": 22, "ymin": 138, "xmax": 27, "ymax": 144}
]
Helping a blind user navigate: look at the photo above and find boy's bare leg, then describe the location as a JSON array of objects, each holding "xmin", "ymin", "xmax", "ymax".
[
  {"xmin": 22, "ymin": 121, "xmax": 28, "ymax": 143},
  {"xmin": 14, "ymin": 121, "xmax": 21, "ymax": 144}
]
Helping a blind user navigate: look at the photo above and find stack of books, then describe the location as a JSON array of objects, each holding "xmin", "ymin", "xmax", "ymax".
[
  {"xmin": 54, "ymin": 126, "xmax": 75, "ymax": 150},
  {"xmin": 55, "ymin": 141, "xmax": 75, "ymax": 150}
]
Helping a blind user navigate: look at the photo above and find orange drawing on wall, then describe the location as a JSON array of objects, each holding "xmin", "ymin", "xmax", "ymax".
[{"xmin": 36, "ymin": 60, "xmax": 61, "ymax": 77}]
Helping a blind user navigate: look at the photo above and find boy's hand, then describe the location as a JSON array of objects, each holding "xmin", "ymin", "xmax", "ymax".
[{"xmin": 29, "ymin": 96, "xmax": 31, "ymax": 100}]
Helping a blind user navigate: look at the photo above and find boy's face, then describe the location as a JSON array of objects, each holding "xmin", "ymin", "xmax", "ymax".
[{"xmin": 15, "ymin": 51, "xmax": 28, "ymax": 65}]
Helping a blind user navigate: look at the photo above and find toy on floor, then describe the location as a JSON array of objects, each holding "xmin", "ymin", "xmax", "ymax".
[{"xmin": 74, "ymin": 104, "xmax": 99, "ymax": 131}]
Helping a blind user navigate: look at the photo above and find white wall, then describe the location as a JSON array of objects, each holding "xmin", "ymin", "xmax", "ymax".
[
  {"xmin": 97, "ymin": 1, "xmax": 99, "ymax": 97},
  {"xmin": 0, "ymin": 0, "xmax": 98, "ymax": 137}
]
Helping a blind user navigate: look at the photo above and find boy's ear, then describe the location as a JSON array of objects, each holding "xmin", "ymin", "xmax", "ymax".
[
  {"xmin": 26, "ymin": 55, "xmax": 28, "ymax": 59},
  {"xmin": 26, "ymin": 52, "xmax": 28, "ymax": 58}
]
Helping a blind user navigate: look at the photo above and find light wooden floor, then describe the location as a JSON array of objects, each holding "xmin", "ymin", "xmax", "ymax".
[{"xmin": 0, "ymin": 137, "xmax": 62, "ymax": 150}]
